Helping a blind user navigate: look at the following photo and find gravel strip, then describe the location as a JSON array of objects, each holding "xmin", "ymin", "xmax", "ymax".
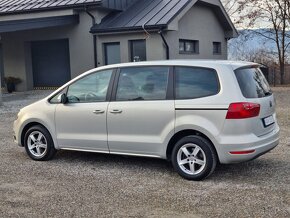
[{"xmin": 0, "ymin": 88, "xmax": 289, "ymax": 218}]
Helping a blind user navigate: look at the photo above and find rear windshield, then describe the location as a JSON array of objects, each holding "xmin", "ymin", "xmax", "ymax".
[{"xmin": 235, "ymin": 67, "xmax": 272, "ymax": 98}]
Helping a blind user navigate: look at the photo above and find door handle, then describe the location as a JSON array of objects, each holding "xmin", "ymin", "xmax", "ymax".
[
  {"xmin": 110, "ymin": 109, "xmax": 122, "ymax": 114},
  {"xmin": 93, "ymin": 110, "xmax": 105, "ymax": 114}
]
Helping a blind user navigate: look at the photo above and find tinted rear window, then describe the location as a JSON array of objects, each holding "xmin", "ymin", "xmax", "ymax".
[
  {"xmin": 175, "ymin": 67, "xmax": 219, "ymax": 99},
  {"xmin": 235, "ymin": 67, "xmax": 272, "ymax": 98}
]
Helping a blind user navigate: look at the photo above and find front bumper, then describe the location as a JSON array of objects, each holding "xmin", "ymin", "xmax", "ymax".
[
  {"xmin": 216, "ymin": 125, "xmax": 280, "ymax": 164},
  {"xmin": 13, "ymin": 118, "xmax": 23, "ymax": 147}
]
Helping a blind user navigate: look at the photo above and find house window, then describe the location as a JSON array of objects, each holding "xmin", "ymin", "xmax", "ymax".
[
  {"xmin": 179, "ymin": 39, "xmax": 199, "ymax": 54},
  {"xmin": 213, "ymin": 42, "xmax": 222, "ymax": 55},
  {"xmin": 130, "ymin": 40, "xmax": 146, "ymax": 62},
  {"xmin": 104, "ymin": 42, "xmax": 121, "ymax": 65}
]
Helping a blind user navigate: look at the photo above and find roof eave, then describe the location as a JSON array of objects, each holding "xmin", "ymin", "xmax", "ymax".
[
  {"xmin": 0, "ymin": 3, "xmax": 102, "ymax": 16},
  {"xmin": 0, "ymin": 15, "xmax": 79, "ymax": 33}
]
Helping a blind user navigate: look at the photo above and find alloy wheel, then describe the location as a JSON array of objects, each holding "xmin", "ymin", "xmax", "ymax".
[
  {"xmin": 27, "ymin": 131, "xmax": 48, "ymax": 158},
  {"xmin": 177, "ymin": 143, "xmax": 206, "ymax": 175}
]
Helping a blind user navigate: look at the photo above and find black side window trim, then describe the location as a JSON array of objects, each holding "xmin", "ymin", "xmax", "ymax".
[
  {"xmin": 167, "ymin": 67, "xmax": 174, "ymax": 100},
  {"xmin": 105, "ymin": 68, "xmax": 117, "ymax": 102},
  {"xmin": 111, "ymin": 67, "xmax": 120, "ymax": 102},
  {"xmin": 111, "ymin": 66, "xmax": 174, "ymax": 102},
  {"xmin": 173, "ymin": 66, "xmax": 221, "ymax": 100}
]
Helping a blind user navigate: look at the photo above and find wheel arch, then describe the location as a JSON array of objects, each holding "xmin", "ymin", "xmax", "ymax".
[
  {"xmin": 21, "ymin": 122, "xmax": 53, "ymax": 147},
  {"xmin": 166, "ymin": 129, "xmax": 219, "ymax": 162}
]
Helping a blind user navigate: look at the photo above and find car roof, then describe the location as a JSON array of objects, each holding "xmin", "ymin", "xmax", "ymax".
[{"xmin": 94, "ymin": 60, "xmax": 258, "ymax": 72}]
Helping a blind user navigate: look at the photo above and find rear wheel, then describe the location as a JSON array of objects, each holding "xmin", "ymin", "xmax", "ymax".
[
  {"xmin": 24, "ymin": 125, "xmax": 56, "ymax": 161},
  {"xmin": 172, "ymin": 135, "xmax": 217, "ymax": 180}
]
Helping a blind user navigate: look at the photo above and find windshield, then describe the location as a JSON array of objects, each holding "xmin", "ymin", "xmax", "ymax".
[{"xmin": 235, "ymin": 67, "xmax": 272, "ymax": 98}]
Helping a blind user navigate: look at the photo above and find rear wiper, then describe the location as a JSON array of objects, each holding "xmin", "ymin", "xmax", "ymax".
[{"xmin": 265, "ymin": 92, "xmax": 272, "ymax": 96}]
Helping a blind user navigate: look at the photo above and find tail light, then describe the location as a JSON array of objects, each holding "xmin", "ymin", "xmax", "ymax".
[{"xmin": 226, "ymin": 102, "xmax": 260, "ymax": 119}]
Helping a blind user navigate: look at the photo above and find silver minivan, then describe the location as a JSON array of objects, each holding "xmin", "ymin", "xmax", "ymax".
[{"xmin": 13, "ymin": 60, "xmax": 279, "ymax": 180}]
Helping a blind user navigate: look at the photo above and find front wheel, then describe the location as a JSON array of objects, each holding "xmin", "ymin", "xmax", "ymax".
[
  {"xmin": 24, "ymin": 125, "xmax": 56, "ymax": 161},
  {"xmin": 172, "ymin": 135, "xmax": 217, "ymax": 181}
]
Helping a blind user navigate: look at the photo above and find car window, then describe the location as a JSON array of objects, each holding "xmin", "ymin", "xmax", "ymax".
[
  {"xmin": 235, "ymin": 67, "xmax": 272, "ymax": 98},
  {"xmin": 175, "ymin": 67, "xmax": 219, "ymax": 99},
  {"xmin": 116, "ymin": 67, "xmax": 169, "ymax": 101},
  {"xmin": 49, "ymin": 89, "xmax": 66, "ymax": 103},
  {"xmin": 67, "ymin": 69, "xmax": 112, "ymax": 103}
]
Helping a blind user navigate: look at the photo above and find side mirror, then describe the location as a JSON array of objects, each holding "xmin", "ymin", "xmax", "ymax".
[{"xmin": 60, "ymin": 93, "xmax": 68, "ymax": 104}]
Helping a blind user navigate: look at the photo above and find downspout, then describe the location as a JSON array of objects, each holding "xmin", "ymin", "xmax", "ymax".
[
  {"xmin": 158, "ymin": 29, "xmax": 169, "ymax": 60},
  {"xmin": 85, "ymin": 9, "xmax": 98, "ymax": 68}
]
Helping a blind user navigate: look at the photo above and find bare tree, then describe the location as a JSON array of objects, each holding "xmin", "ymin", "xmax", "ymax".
[
  {"xmin": 221, "ymin": 0, "xmax": 248, "ymax": 27},
  {"xmin": 237, "ymin": 0, "xmax": 290, "ymax": 84}
]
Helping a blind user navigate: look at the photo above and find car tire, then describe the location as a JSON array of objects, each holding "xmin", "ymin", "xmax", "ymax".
[
  {"xmin": 172, "ymin": 135, "xmax": 217, "ymax": 181},
  {"xmin": 24, "ymin": 125, "xmax": 56, "ymax": 161}
]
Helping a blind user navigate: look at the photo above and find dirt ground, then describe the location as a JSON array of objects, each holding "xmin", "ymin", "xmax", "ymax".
[{"xmin": 0, "ymin": 88, "xmax": 289, "ymax": 218}]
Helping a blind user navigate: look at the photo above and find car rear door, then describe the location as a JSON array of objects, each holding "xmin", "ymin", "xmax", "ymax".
[{"xmin": 107, "ymin": 66, "xmax": 175, "ymax": 157}]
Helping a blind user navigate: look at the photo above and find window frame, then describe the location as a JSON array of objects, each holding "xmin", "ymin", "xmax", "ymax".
[
  {"xmin": 213, "ymin": 42, "xmax": 222, "ymax": 55},
  {"xmin": 48, "ymin": 68, "xmax": 117, "ymax": 104},
  {"xmin": 111, "ymin": 66, "xmax": 174, "ymax": 102},
  {"xmin": 173, "ymin": 66, "xmax": 221, "ymax": 100},
  {"xmin": 129, "ymin": 39, "xmax": 147, "ymax": 62},
  {"xmin": 179, "ymin": 39, "xmax": 199, "ymax": 54}
]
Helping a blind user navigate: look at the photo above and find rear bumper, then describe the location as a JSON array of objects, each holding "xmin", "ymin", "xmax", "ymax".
[{"xmin": 216, "ymin": 124, "xmax": 280, "ymax": 164}]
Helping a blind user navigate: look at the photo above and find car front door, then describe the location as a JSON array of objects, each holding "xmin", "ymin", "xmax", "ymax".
[
  {"xmin": 55, "ymin": 69, "xmax": 114, "ymax": 152},
  {"xmin": 107, "ymin": 66, "xmax": 175, "ymax": 157}
]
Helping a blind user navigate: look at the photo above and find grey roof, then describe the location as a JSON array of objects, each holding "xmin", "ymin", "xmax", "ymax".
[
  {"xmin": 91, "ymin": 0, "xmax": 191, "ymax": 33},
  {"xmin": 0, "ymin": 0, "xmax": 102, "ymax": 14}
]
